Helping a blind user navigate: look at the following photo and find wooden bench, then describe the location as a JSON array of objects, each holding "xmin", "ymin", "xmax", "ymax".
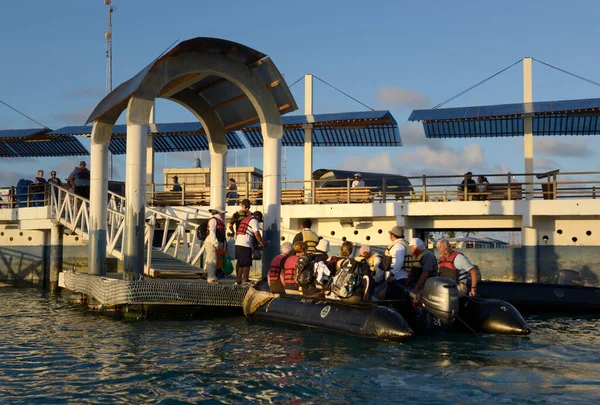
[
  {"xmin": 282, "ymin": 188, "xmax": 305, "ymax": 204},
  {"xmin": 487, "ymin": 183, "xmax": 522, "ymax": 200},
  {"xmin": 315, "ymin": 187, "xmax": 372, "ymax": 204}
]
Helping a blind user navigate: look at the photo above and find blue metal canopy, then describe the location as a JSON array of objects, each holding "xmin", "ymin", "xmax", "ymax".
[
  {"xmin": 49, "ymin": 123, "xmax": 245, "ymax": 155},
  {"xmin": 0, "ymin": 128, "xmax": 89, "ymax": 158},
  {"xmin": 241, "ymin": 110, "xmax": 402, "ymax": 147},
  {"xmin": 409, "ymin": 97, "xmax": 600, "ymax": 138}
]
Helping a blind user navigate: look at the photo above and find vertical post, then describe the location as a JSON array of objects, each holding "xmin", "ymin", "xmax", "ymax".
[
  {"xmin": 523, "ymin": 57, "xmax": 534, "ymax": 200},
  {"xmin": 381, "ymin": 177, "xmax": 387, "ymax": 203},
  {"xmin": 210, "ymin": 151, "xmax": 226, "ymax": 209},
  {"xmin": 522, "ymin": 215, "xmax": 538, "ymax": 281},
  {"xmin": 262, "ymin": 135, "xmax": 282, "ymax": 279},
  {"xmin": 304, "ymin": 74, "xmax": 314, "ymax": 204},
  {"xmin": 123, "ymin": 123, "xmax": 148, "ymax": 281},
  {"xmin": 346, "ymin": 178, "xmax": 351, "ymax": 203},
  {"xmin": 89, "ymin": 134, "xmax": 109, "ymax": 275},
  {"xmin": 507, "ymin": 173, "xmax": 512, "ymax": 200},
  {"xmin": 146, "ymin": 104, "xmax": 155, "ymax": 202},
  {"xmin": 49, "ymin": 223, "xmax": 63, "ymax": 293},
  {"xmin": 422, "ymin": 175, "xmax": 427, "ymax": 202}
]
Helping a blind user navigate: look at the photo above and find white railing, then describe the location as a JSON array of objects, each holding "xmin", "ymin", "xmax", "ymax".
[{"xmin": 49, "ymin": 183, "xmax": 211, "ymax": 273}]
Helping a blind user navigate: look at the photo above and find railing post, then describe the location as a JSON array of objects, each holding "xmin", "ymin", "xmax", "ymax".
[
  {"xmin": 422, "ymin": 175, "xmax": 427, "ymax": 202},
  {"xmin": 181, "ymin": 183, "xmax": 186, "ymax": 206},
  {"xmin": 27, "ymin": 184, "xmax": 31, "ymax": 207},
  {"xmin": 347, "ymin": 178, "xmax": 351, "ymax": 204},
  {"xmin": 552, "ymin": 174, "xmax": 557, "ymax": 199},
  {"xmin": 593, "ymin": 186, "xmax": 596, "ymax": 199},
  {"xmin": 507, "ymin": 173, "xmax": 512, "ymax": 200},
  {"xmin": 10, "ymin": 186, "xmax": 15, "ymax": 208},
  {"xmin": 311, "ymin": 179, "xmax": 316, "ymax": 205},
  {"xmin": 443, "ymin": 189, "xmax": 447, "ymax": 202},
  {"xmin": 381, "ymin": 177, "xmax": 387, "ymax": 203}
]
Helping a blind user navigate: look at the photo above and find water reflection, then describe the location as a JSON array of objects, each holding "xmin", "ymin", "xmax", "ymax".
[{"xmin": 1, "ymin": 289, "xmax": 600, "ymax": 404}]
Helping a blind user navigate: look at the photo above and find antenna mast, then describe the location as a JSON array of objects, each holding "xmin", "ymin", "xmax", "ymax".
[{"xmin": 104, "ymin": 0, "xmax": 114, "ymax": 94}]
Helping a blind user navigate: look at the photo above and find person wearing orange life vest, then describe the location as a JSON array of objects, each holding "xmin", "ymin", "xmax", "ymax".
[
  {"xmin": 234, "ymin": 210, "xmax": 265, "ymax": 285},
  {"xmin": 281, "ymin": 241, "xmax": 306, "ymax": 295},
  {"xmin": 292, "ymin": 218, "xmax": 320, "ymax": 253},
  {"xmin": 436, "ymin": 238, "xmax": 478, "ymax": 297},
  {"xmin": 269, "ymin": 242, "xmax": 293, "ymax": 294},
  {"xmin": 205, "ymin": 207, "xmax": 227, "ymax": 285}
]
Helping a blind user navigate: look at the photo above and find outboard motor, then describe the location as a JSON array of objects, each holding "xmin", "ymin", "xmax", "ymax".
[
  {"xmin": 555, "ymin": 269, "xmax": 584, "ymax": 286},
  {"xmin": 421, "ymin": 277, "xmax": 459, "ymax": 325}
]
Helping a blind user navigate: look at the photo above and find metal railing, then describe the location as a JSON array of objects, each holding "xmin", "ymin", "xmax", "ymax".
[{"xmin": 47, "ymin": 183, "xmax": 210, "ymax": 274}]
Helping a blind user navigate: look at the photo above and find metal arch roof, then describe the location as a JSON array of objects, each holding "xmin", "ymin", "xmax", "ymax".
[
  {"xmin": 48, "ymin": 123, "xmax": 246, "ymax": 155},
  {"xmin": 0, "ymin": 128, "xmax": 89, "ymax": 158},
  {"xmin": 408, "ymin": 97, "xmax": 600, "ymax": 138},
  {"xmin": 240, "ymin": 110, "xmax": 402, "ymax": 147},
  {"xmin": 86, "ymin": 37, "xmax": 297, "ymax": 130}
]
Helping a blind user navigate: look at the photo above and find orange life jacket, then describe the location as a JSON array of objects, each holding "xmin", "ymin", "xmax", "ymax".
[
  {"xmin": 438, "ymin": 251, "xmax": 462, "ymax": 282},
  {"xmin": 282, "ymin": 255, "xmax": 301, "ymax": 290},
  {"xmin": 269, "ymin": 254, "xmax": 288, "ymax": 282},
  {"xmin": 236, "ymin": 215, "xmax": 254, "ymax": 237}
]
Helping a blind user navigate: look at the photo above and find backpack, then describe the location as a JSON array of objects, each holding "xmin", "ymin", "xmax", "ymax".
[
  {"xmin": 294, "ymin": 254, "xmax": 316, "ymax": 287},
  {"xmin": 197, "ymin": 219, "xmax": 209, "ymax": 241},
  {"xmin": 330, "ymin": 258, "xmax": 369, "ymax": 299}
]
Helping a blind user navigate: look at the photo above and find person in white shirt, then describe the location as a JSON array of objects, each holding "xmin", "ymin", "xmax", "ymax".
[
  {"xmin": 234, "ymin": 211, "xmax": 266, "ymax": 285},
  {"xmin": 352, "ymin": 173, "xmax": 366, "ymax": 187},
  {"xmin": 206, "ymin": 207, "xmax": 227, "ymax": 285},
  {"xmin": 382, "ymin": 225, "xmax": 410, "ymax": 299}
]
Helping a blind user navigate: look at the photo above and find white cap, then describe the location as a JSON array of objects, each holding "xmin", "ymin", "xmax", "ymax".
[
  {"xmin": 315, "ymin": 238, "xmax": 330, "ymax": 253},
  {"xmin": 409, "ymin": 237, "xmax": 426, "ymax": 251},
  {"xmin": 354, "ymin": 173, "xmax": 362, "ymax": 177},
  {"xmin": 208, "ymin": 206, "xmax": 226, "ymax": 214}
]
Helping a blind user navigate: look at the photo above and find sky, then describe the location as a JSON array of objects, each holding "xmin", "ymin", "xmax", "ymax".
[{"xmin": 1, "ymin": 0, "xmax": 600, "ymax": 185}]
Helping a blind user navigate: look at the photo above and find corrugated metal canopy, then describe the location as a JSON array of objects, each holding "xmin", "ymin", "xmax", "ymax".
[
  {"xmin": 86, "ymin": 37, "xmax": 297, "ymax": 130},
  {"xmin": 409, "ymin": 97, "xmax": 600, "ymax": 138},
  {"xmin": 0, "ymin": 128, "xmax": 89, "ymax": 158},
  {"xmin": 48, "ymin": 123, "xmax": 245, "ymax": 155},
  {"xmin": 241, "ymin": 110, "xmax": 402, "ymax": 147}
]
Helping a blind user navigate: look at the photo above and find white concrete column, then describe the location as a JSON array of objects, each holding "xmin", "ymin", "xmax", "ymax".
[
  {"xmin": 522, "ymin": 214, "xmax": 538, "ymax": 281},
  {"xmin": 523, "ymin": 57, "xmax": 534, "ymax": 200},
  {"xmin": 304, "ymin": 74, "xmax": 314, "ymax": 202},
  {"xmin": 146, "ymin": 134, "xmax": 155, "ymax": 201},
  {"xmin": 262, "ymin": 134, "xmax": 282, "ymax": 278},
  {"xmin": 123, "ymin": 123, "xmax": 148, "ymax": 280},
  {"xmin": 210, "ymin": 151, "xmax": 227, "ymax": 209},
  {"xmin": 89, "ymin": 123, "xmax": 110, "ymax": 276},
  {"xmin": 49, "ymin": 223, "xmax": 63, "ymax": 292}
]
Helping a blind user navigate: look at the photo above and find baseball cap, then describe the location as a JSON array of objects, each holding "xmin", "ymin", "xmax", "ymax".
[{"xmin": 389, "ymin": 225, "xmax": 404, "ymax": 238}]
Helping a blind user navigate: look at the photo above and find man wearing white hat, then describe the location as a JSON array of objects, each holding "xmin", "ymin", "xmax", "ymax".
[
  {"xmin": 206, "ymin": 207, "xmax": 227, "ymax": 285},
  {"xmin": 408, "ymin": 238, "xmax": 438, "ymax": 292},
  {"xmin": 352, "ymin": 173, "xmax": 365, "ymax": 188}
]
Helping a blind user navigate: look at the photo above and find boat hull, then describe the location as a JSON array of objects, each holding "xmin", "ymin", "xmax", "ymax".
[
  {"xmin": 250, "ymin": 296, "xmax": 414, "ymax": 342},
  {"xmin": 453, "ymin": 297, "xmax": 531, "ymax": 335},
  {"xmin": 476, "ymin": 281, "xmax": 600, "ymax": 314}
]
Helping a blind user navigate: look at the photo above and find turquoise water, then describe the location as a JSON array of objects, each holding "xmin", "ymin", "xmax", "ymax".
[{"xmin": 1, "ymin": 288, "xmax": 599, "ymax": 404}]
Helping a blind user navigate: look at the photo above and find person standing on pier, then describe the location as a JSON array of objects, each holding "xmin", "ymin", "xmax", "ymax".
[
  {"xmin": 34, "ymin": 170, "xmax": 46, "ymax": 184},
  {"xmin": 68, "ymin": 161, "xmax": 90, "ymax": 199},
  {"xmin": 292, "ymin": 219, "xmax": 320, "ymax": 253},
  {"xmin": 226, "ymin": 177, "xmax": 238, "ymax": 206},
  {"xmin": 171, "ymin": 176, "xmax": 182, "ymax": 192},
  {"xmin": 352, "ymin": 173, "xmax": 365, "ymax": 187},
  {"xmin": 206, "ymin": 207, "xmax": 227, "ymax": 285},
  {"xmin": 47, "ymin": 171, "xmax": 62, "ymax": 186},
  {"xmin": 234, "ymin": 210, "xmax": 265, "ymax": 285}
]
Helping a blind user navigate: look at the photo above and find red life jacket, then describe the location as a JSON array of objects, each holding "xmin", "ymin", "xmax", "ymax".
[
  {"xmin": 269, "ymin": 254, "xmax": 288, "ymax": 282},
  {"xmin": 209, "ymin": 216, "xmax": 226, "ymax": 243},
  {"xmin": 438, "ymin": 251, "xmax": 462, "ymax": 282},
  {"xmin": 236, "ymin": 215, "xmax": 254, "ymax": 237},
  {"xmin": 282, "ymin": 255, "xmax": 301, "ymax": 290}
]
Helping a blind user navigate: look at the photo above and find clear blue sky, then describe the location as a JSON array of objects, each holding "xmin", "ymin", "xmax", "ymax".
[{"xmin": 1, "ymin": 0, "xmax": 599, "ymax": 185}]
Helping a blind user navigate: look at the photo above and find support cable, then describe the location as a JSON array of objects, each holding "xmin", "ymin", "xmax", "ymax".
[
  {"xmin": 532, "ymin": 58, "xmax": 600, "ymax": 88},
  {"xmin": 313, "ymin": 75, "xmax": 375, "ymax": 111},
  {"xmin": 287, "ymin": 75, "xmax": 304, "ymax": 89},
  {"xmin": 432, "ymin": 59, "xmax": 523, "ymax": 109},
  {"xmin": 0, "ymin": 99, "xmax": 49, "ymax": 129}
]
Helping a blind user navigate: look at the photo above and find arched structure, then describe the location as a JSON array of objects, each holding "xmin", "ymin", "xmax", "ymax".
[{"xmin": 86, "ymin": 37, "xmax": 297, "ymax": 280}]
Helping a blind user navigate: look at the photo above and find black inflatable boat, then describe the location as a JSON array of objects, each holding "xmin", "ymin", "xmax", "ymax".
[{"xmin": 248, "ymin": 294, "xmax": 414, "ymax": 342}]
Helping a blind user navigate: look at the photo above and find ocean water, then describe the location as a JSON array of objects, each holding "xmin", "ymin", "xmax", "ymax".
[{"xmin": 1, "ymin": 288, "xmax": 599, "ymax": 405}]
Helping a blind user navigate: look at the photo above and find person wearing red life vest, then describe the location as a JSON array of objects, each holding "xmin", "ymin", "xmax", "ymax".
[
  {"xmin": 269, "ymin": 242, "xmax": 293, "ymax": 294},
  {"xmin": 234, "ymin": 211, "xmax": 265, "ymax": 285},
  {"xmin": 436, "ymin": 238, "xmax": 478, "ymax": 297},
  {"xmin": 281, "ymin": 241, "xmax": 306, "ymax": 295},
  {"xmin": 205, "ymin": 207, "xmax": 227, "ymax": 285}
]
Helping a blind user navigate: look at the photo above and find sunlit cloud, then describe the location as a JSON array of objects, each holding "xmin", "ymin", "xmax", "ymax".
[{"xmin": 377, "ymin": 86, "xmax": 430, "ymax": 108}]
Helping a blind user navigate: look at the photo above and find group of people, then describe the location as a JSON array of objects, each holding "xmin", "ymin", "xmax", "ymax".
[
  {"xmin": 29, "ymin": 161, "xmax": 91, "ymax": 199},
  {"xmin": 459, "ymin": 171, "xmax": 490, "ymax": 201},
  {"xmin": 202, "ymin": 198, "xmax": 265, "ymax": 285},
  {"xmin": 268, "ymin": 221, "xmax": 479, "ymax": 304}
]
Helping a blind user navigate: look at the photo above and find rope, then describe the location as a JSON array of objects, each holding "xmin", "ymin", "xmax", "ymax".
[
  {"xmin": 532, "ymin": 58, "xmax": 600, "ymax": 88},
  {"xmin": 0, "ymin": 99, "xmax": 49, "ymax": 129},
  {"xmin": 287, "ymin": 75, "xmax": 304, "ymax": 89},
  {"xmin": 313, "ymin": 75, "xmax": 375, "ymax": 111},
  {"xmin": 432, "ymin": 59, "xmax": 523, "ymax": 109}
]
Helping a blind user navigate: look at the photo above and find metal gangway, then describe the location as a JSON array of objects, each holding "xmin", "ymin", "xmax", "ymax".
[{"xmin": 49, "ymin": 183, "xmax": 211, "ymax": 278}]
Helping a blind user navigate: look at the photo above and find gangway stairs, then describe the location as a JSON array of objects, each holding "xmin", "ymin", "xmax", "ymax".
[{"xmin": 49, "ymin": 184, "xmax": 211, "ymax": 279}]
